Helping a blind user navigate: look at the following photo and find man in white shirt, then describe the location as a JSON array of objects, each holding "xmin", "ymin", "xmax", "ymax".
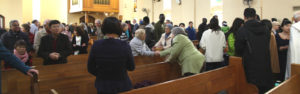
[
  {"xmin": 286, "ymin": 11, "xmax": 300, "ymax": 79},
  {"xmin": 33, "ymin": 20, "xmax": 50, "ymax": 53}
]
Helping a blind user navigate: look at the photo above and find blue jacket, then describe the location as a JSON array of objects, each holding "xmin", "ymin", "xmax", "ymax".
[
  {"xmin": 186, "ymin": 27, "xmax": 197, "ymax": 40},
  {"xmin": 0, "ymin": 39, "xmax": 31, "ymax": 93},
  {"xmin": 87, "ymin": 38, "xmax": 135, "ymax": 93}
]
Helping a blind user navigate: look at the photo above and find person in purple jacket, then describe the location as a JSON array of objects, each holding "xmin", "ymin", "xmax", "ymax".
[{"xmin": 87, "ymin": 17, "xmax": 135, "ymax": 94}]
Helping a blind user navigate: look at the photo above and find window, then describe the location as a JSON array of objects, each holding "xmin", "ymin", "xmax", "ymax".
[
  {"xmin": 94, "ymin": 0, "xmax": 110, "ymax": 5},
  {"xmin": 72, "ymin": 0, "xmax": 79, "ymax": 5},
  {"xmin": 210, "ymin": 0, "xmax": 223, "ymax": 25},
  {"xmin": 163, "ymin": 0, "xmax": 172, "ymax": 20}
]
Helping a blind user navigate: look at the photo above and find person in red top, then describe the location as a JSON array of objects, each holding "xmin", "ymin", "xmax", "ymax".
[{"xmin": 21, "ymin": 24, "xmax": 34, "ymax": 44}]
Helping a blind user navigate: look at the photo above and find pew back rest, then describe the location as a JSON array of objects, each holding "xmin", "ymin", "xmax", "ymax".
[{"xmin": 122, "ymin": 56, "xmax": 258, "ymax": 94}]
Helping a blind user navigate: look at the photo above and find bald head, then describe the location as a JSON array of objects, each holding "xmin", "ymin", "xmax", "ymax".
[{"xmin": 294, "ymin": 11, "xmax": 300, "ymax": 22}]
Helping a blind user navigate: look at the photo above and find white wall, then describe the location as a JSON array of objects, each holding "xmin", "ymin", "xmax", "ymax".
[{"xmin": 0, "ymin": 0, "xmax": 23, "ymax": 29}]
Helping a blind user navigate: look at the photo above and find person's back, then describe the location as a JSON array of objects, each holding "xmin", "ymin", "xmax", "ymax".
[
  {"xmin": 201, "ymin": 29, "xmax": 226, "ymax": 62},
  {"xmin": 235, "ymin": 19, "xmax": 272, "ymax": 93}
]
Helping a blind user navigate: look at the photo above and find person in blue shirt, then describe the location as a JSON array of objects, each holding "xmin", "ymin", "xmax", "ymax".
[
  {"xmin": 186, "ymin": 21, "xmax": 197, "ymax": 40},
  {"xmin": 0, "ymin": 39, "xmax": 39, "ymax": 93}
]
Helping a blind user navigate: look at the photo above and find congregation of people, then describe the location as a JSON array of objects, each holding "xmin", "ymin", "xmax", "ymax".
[{"xmin": 1, "ymin": 7, "xmax": 300, "ymax": 94}]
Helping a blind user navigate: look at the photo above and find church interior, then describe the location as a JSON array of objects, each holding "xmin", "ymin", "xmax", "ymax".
[{"xmin": 0, "ymin": 0, "xmax": 300, "ymax": 94}]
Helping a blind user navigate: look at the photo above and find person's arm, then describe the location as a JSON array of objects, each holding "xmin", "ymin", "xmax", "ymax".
[
  {"xmin": 161, "ymin": 36, "xmax": 184, "ymax": 62},
  {"xmin": 200, "ymin": 31, "xmax": 206, "ymax": 50},
  {"xmin": 33, "ymin": 31, "xmax": 41, "ymax": 52},
  {"xmin": 221, "ymin": 32, "xmax": 226, "ymax": 49},
  {"xmin": 131, "ymin": 40, "xmax": 155, "ymax": 56},
  {"xmin": 126, "ymin": 43, "xmax": 135, "ymax": 71},
  {"xmin": 87, "ymin": 44, "xmax": 97, "ymax": 76},
  {"xmin": 0, "ymin": 40, "xmax": 31, "ymax": 74}
]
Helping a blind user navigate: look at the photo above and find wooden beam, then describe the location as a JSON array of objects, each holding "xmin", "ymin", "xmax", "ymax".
[{"xmin": 85, "ymin": 12, "xmax": 88, "ymax": 23}]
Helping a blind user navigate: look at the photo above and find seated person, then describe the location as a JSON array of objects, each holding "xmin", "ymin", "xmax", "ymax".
[
  {"xmin": 72, "ymin": 26, "xmax": 88, "ymax": 54},
  {"xmin": 153, "ymin": 24, "xmax": 173, "ymax": 51},
  {"xmin": 38, "ymin": 20, "xmax": 72, "ymax": 65},
  {"xmin": 5, "ymin": 40, "xmax": 32, "ymax": 69},
  {"xmin": 130, "ymin": 29, "xmax": 156, "ymax": 56},
  {"xmin": 157, "ymin": 27, "xmax": 205, "ymax": 76}
]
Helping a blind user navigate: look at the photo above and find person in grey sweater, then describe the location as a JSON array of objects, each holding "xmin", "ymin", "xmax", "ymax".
[{"xmin": 130, "ymin": 29, "xmax": 158, "ymax": 56}]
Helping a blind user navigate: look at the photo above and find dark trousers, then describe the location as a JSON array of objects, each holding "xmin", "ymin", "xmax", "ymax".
[
  {"xmin": 256, "ymin": 84, "xmax": 273, "ymax": 94},
  {"xmin": 183, "ymin": 72, "xmax": 195, "ymax": 77},
  {"xmin": 205, "ymin": 62, "xmax": 224, "ymax": 71}
]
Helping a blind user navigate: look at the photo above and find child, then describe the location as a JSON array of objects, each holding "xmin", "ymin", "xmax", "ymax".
[{"xmin": 5, "ymin": 40, "xmax": 32, "ymax": 69}]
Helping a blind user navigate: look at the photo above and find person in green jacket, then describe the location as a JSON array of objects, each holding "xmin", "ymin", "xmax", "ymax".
[
  {"xmin": 225, "ymin": 18, "xmax": 244, "ymax": 56},
  {"xmin": 221, "ymin": 21, "xmax": 230, "ymax": 33},
  {"xmin": 156, "ymin": 27, "xmax": 205, "ymax": 76},
  {"xmin": 154, "ymin": 14, "xmax": 166, "ymax": 42}
]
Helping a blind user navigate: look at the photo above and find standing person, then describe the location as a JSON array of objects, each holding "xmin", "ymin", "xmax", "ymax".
[
  {"xmin": 186, "ymin": 21, "xmax": 197, "ymax": 40},
  {"xmin": 38, "ymin": 20, "xmax": 72, "ymax": 65},
  {"xmin": 200, "ymin": 17, "xmax": 226, "ymax": 71},
  {"xmin": 21, "ymin": 24, "xmax": 34, "ymax": 45},
  {"xmin": 95, "ymin": 19, "xmax": 104, "ymax": 40},
  {"xmin": 72, "ymin": 26, "xmax": 88, "ymax": 54},
  {"xmin": 34, "ymin": 20, "xmax": 51, "ymax": 53},
  {"xmin": 132, "ymin": 19, "xmax": 139, "ymax": 36},
  {"xmin": 30, "ymin": 20, "xmax": 39, "ymax": 35},
  {"xmin": 197, "ymin": 18, "xmax": 209, "ymax": 42},
  {"xmin": 143, "ymin": 16, "xmax": 156, "ymax": 48},
  {"xmin": 286, "ymin": 11, "xmax": 300, "ymax": 80},
  {"xmin": 276, "ymin": 20, "xmax": 291, "ymax": 81},
  {"xmin": 1, "ymin": 20, "xmax": 32, "ymax": 52},
  {"xmin": 0, "ymin": 39, "xmax": 39, "ymax": 93},
  {"xmin": 87, "ymin": 17, "xmax": 135, "ymax": 94},
  {"xmin": 120, "ymin": 23, "xmax": 129, "ymax": 42},
  {"xmin": 272, "ymin": 21, "xmax": 280, "ymax": 35},
  {"xmin": 158, "ymin": 27, "xmax": 205, "ymax": 76},
  {"xmin": 225, "ymin": 18, "xmax": 244, "ymax": 56},
  {"xmin": 221, "ymin": 21, "xmax": 230, "ymax": 33},
  {"xmin": 235, "ymin": 8, "xmax": 273, "ymax": 94},
  {"xmin": 154, "ymin": 14, "xmax": 165, "ymax": 42},
  {"xmin": 261, "ymin": 19, "xmax": 280, "ymax": 81},
  {"xmin": 61, "ymin": 25, "xmax": 72, "ymax": 42}
]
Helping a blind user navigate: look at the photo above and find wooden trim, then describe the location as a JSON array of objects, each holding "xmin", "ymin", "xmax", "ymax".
[{"xmin": 82, "ymin": 0, "xmax": 119, "ymax": 13}]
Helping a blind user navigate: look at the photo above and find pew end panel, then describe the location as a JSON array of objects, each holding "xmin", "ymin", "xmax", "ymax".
[{"xmin": 266, "ymin": 63, "xmax": 300, "ymax": 94}]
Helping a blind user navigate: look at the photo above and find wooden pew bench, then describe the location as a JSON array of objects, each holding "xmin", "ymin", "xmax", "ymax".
[
  {"xmin": 266, "ymin": 63, "xmax": 300, "ymax": 94},
  {"xmin": 122, "ymin": 56, "xmax": 258, "ymax": 94},
  {"xmin": 2, "ymin": 58, "xmax": 180, "ymax": 94}
]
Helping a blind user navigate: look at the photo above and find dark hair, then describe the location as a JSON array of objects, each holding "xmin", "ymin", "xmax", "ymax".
[
  {"xmin": 271, "ymin": 18, "xmax": 277, "ymax": 22},
  {"xmin": 244, "ymin": 8, "xmax": 256, "ymax": 18},
  {"xmin": 143, "ymin": 16, "xmax": 150, "ymax": 25},
  {"xmin": 32, "ymin": 20, "xmax": 38, "ymax": 24},
  {"xmin": 279, "ymin": 20, "xmax": 292, "ymax": 32},
  {"xmin": 14, "ymin": 40, "xmax": 27, "ymax": 48},
  {"xmin": 261, "ymin": 19, "xmax": 272, "ymax": 32},
  {"xmin": 74, "ymin": 26, "xmax": 84, "ymax": 36},
  {"xmin": 101, "ymin": 17, "xmax": 122, "ymax": 36},
  {"xmin": 281, "ymin": 20, "xmax": 292, "ymax": 27},
  {"xmin": 21, "ymin": 24, "xmax": 30, "ymax": 33},
  {"xmin": 189, "ymin": 21, "xmax": 193, "ymax": 24},
  {"xmin": 225, "ymin": 18, "xmax": 244, "ymax": 40},
  {"xmin": 179, "ymin": 23, "xmax": 185, "ymax": 27},
  {"xmin": 209, "ymin": 17, "xmax": 221, "ymax": 31},
  {"xmin": 49, "ymin": 20, "xmax": 60, "ymax": 28}
]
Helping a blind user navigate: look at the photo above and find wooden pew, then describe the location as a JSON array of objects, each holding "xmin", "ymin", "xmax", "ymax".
[
  {"xmin": 2, "ymin": 57, "xmax": 179, "ymax": 94},
  {"xmin": 122, "ymin": 56, "xmax": 258, "ymax": 94},
  {"xmin": 266, "ymin": 63, "xmax": 300, "ymax": 94}
]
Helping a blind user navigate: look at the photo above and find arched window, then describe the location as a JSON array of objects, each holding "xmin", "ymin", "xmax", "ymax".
[{"xmin": 0, "ymin": 15, "xmax": 5, "ymax": 29}]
